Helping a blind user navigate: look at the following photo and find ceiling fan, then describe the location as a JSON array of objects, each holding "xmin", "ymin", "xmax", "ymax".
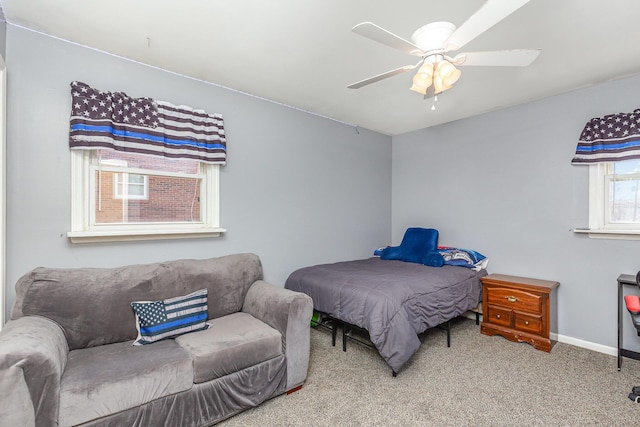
[{"xmin": 347, "ymin": 0, "xmax": 541, "ymax": 98}]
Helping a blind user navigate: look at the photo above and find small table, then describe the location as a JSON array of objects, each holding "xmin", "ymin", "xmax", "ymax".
[
  {"xmin": 481, "ymin": 274, "xmax": 559, "ymax": 352},
  {"xmin": 617, "ymin": 274, "xmax": 640, "ymax": 370}
]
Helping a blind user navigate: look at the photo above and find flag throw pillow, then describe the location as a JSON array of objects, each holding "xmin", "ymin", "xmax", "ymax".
[{"xmin": 131, "ymin": 289, "xmax": 210, "ymax": 345}]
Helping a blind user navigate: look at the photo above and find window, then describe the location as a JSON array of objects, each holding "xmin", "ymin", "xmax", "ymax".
[
  {"xmin": 101, "ymin": 158, "xmax": 149, "ymax": 201},
  {"xmin": 584, "ymin": 159, "xmax": 640, "ymax": 239},
  {"xmin": 604, "ymin": 161, "xmax": 640, "ymax": 226},
  {"xmin": 115, "ymin": 173, "xmax": 148, "ymax": 200},
  {"xmin": 68, "ymin": 149, "xmax": 224, "ymax": 243},
  {"xmin": 67, "ymin": 81, "xmax": 226, "ymax": 242}
]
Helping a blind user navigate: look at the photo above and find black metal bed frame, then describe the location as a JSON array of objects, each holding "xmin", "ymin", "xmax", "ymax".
[{"xmin": 313, "ymin": 312, "xmax": 459, "ymax": 377}]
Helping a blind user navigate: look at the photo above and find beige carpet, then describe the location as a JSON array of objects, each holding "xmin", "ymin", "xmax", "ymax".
[{"xmin": 220, "ymin": 318, "xmax": 640, "ymax": 426}]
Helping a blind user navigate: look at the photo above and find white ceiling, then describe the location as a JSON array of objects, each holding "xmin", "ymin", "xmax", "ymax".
[{"xmin": 2, "ymin": 0, "xmax": 640, "ymax": 136}]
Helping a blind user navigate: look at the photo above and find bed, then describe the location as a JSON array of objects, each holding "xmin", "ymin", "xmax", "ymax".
[{"xmin": 285, "ymin": 257, "xmax": 487, "ymax": 374}]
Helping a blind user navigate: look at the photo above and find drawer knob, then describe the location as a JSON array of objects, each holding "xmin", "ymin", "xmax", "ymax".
[
  {"xmin": 525, "ymin": 321, "xmax": 530, "ymax": 326},
  {"xmin": 506, "ymin": 295, "xmax": 519, "ymax": 303},
  {"xmin": 496, "ymin": 314, "xmax": 501, "ymax": 319}
]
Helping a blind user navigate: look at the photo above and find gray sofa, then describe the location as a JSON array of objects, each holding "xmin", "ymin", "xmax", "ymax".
[{"xmin": 0, "ymin": 253, "xmax": 313, "ymax": 426}]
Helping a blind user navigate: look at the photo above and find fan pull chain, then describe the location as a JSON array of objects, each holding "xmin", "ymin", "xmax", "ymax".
[{"xmin": 431, "ymin": 95, "xmax": 438, "ymax": 111}]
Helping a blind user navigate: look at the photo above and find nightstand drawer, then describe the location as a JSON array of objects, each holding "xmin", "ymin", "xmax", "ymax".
[
  {"xmin": 514, "ymin": 312, "xmax": 543, "ymax": 335},
  {"xmin": 486, "ymin": 305, "xmax": 512, "ymax": 327},
  {"xmin": 487, "ymin": 287, "xmax": 542, "ymax": 313}
]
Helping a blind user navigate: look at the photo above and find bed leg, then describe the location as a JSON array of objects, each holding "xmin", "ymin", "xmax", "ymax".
[
  {"xmin": 392, "ymin": 370, "xmax": 397, "ymax": 377},
  {"xmin": 475, "ymin": 312, "xmax": 480, "ymax": 325},
  {"xmin": 446, "ymin": 320, "xmax": 451, "ymax": 348},
  {"xmin": 331, "ymin": 318, "xmax": 337, "ymax": 347},
  {"xmin": 342, "ymin": 325, "xmax": 348, "ymax": 352}
]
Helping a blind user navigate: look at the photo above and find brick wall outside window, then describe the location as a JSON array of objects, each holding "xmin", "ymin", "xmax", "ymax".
[{"xmin": 95, "ymin": 151, "xmax": 201, "ymax": 224}]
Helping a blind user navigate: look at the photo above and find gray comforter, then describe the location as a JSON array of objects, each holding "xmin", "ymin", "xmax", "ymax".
[{"xmin": 285, "ymin": 257, "xmax": 486, "ymax": 373}]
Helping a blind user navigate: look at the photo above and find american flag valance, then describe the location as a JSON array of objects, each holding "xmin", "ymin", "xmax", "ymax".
[
  {"xmin": 69, "ymin": 81, "xmax": 226, "ymax": 165},
  {"xmin": 571, "ymin": 108, "xmax": 640, "ymax": 165}
]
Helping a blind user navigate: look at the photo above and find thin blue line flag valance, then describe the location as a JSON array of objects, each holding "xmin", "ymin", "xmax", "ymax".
[
  {"xmin": 571, "ymin": 108, "xmax": 640, "ymax": 165},
  {"xmin": 69, "ymin": 81, "xmax": 226, "ymax": 165}
]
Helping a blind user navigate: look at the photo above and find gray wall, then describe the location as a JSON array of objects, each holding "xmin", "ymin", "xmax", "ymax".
[
  {"xmin": 391, "ymin": 73, "xmax": 640, "ymax": 352},
  {"xmin": 0, "ymin": 5, "xmax": 6, "ymax": 60},
  {"xmin": 3, "ymin": 26, "xmax": 392, "ymax": 319}
]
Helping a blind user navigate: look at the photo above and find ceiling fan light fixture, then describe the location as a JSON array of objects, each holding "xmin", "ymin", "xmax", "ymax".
[
  {"xmin": 433, "ymin": 60, "xmax": 461, "ymax": 92},
  {"xmin": 409, "ymin": 62, "xmax": 433, "ymax": 94},
  {"xmin": 437, "ymin": 60, "xmax": 461, "ymax": 86},
  {"xmin": 409, "ymin": 80, "xmax": 429, "ymax": 95}
]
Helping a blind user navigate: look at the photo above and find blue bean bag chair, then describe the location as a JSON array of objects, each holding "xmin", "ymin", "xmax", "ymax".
[{"xmin": 380, "ymin": 227, "xmax": 444, "ymax": 267}]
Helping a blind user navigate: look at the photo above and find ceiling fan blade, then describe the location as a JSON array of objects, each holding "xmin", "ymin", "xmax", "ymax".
[
  {"xmin": 450, "ymin": 49, "xmax": 541, "ymax": 67},
  {"xmin": 352, "ymin": 22, "xmax": 424, "ymax": 56},
  {"xmin": 444, "ymin": 0, "xmax": 531, "ymax": 52},
  {"xmin": 347, "ymin": 63, "xmax": 421, "ymax": 89}
]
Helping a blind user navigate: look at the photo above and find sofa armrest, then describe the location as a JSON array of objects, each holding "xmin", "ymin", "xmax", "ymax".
[
  {"xmin": 242, "ymin": 280, "xmax": 313, "ymax": 390},
  {"xmin": 0, "ymin": 316, "xmax": 69, "ymax": 426}
]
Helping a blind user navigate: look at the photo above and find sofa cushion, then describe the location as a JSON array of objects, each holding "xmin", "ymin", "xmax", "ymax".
[
  {"xmin": 11, "ymin": 253, "xmax": 263, "ymax": 350},
  {"xmin": 131, "ymin": 288, "xmax": 210, "ymax": 345},
  {"xmin": 58, "ymin": 339, "xmax": 192, "ymax": 427},
  {"xmin": 175, "ymin": 312, "xmax": 283, "ymax": 384}
]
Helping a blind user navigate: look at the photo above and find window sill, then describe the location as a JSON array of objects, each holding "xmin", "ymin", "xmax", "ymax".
[
  {"xmin": 67, "ymin": 227, "xmax": 226, "ymax": 243},
  {"xmin": 572, "ymin": 228, "xmax": 640, "ymax": 241}
]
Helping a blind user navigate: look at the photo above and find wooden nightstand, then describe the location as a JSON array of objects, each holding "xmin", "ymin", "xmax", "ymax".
[{"xmin": 480, "ymin": 274, "xmax": 559, "ymax": 352}]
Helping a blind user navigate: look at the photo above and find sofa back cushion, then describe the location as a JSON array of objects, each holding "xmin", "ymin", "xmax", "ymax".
[{"xmin": 11, "ymin": 253, "xmax": 263, "ymax": 350}]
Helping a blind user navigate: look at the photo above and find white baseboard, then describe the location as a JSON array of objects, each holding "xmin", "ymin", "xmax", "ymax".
[{"xmin": 553, "ymin": 332, "xmax": 617, "ymax": 357}]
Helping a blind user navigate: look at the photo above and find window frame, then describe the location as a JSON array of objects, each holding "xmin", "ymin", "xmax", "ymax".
[
  {"xmin": 68, "ymin": 150, "xmax": 225, "ymax": 243},
  {"xmin": 577, "ymin": 162, "xmax": 640, "ymax": 240},
  {"xmin": 0, "ymin": 60, "xmax": 6, "ymax": 330}
]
